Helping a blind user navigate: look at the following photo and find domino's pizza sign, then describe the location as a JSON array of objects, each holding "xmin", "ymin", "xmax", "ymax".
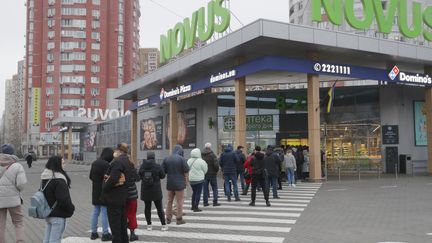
[
  {"xmin": 388, "ymin": 66, "xmax": 431, "ymax": 85},
  {"xmin": 388, "ymin": 66, "xmax": 400, "ymax": 81}
]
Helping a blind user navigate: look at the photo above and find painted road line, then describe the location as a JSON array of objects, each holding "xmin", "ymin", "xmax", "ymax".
[
  {"xmin": 133, "ymin": 229, "xmax": 285, "ymax": 243},
  {"xmin": 186, "ymin": 198, "xmax": 310, "ymax": 203},
  {"xmin": 426, "ymin": 233, "xmax": 432, "ymax": 235},
  {"xmin": 139, "ymin": 214, "xmax": 297, "ymax": 224},
  {"xmin": 379, "ymin": 185, "xmax": 398, "ymax": 188},
  {"xmin": 181, "ymin": 209, "xmax": 301, "ymax": 217},
  {"xmin": 135, "ymin": 221, "xmax": 292, "ymax": 233},
  {"xmin": 180, "ymin": 204, "xmax": 305, "ymax": 211},
  {"xmin": 63, "ymin": 237, "xmax": 167, "ymax": 243},
  {"xmin": 327, "ymin": 189, "xmax": 348, "ymax": 192}
]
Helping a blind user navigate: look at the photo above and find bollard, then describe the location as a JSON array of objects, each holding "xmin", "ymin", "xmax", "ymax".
[
  {"xmin": 338, "ymin": 167, "xmax": 341, "ymax": 182},
  {"xmin": 395, "ymin": 164, "xmax": 398, "ymax": 180}
]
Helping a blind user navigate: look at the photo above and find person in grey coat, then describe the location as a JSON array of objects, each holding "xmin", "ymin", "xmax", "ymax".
[
  {"xmin": 0, "ymin": 144, "xmax": 27, "ymax": 243},
  {"xmin": 284, "ymin": 149, "xmax": 297, "ymax": 187}
]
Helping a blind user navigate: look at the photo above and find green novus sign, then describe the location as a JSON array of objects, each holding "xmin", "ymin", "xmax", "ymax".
[
  {"xmin": 160, "ymin": 0, "xmax": 230, "ymax": 64},
  {"xmin": 312, "ymin": 0, "xmax": 432, "ymax": 41}
]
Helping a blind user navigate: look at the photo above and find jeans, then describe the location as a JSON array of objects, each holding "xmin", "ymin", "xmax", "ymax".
[
  {"xmin": 251, "ymin": 175, "xmax": 269, "ymax": 202},
  {"xmin": 43, "ymin": 217, "xmax": 66, "ymax": 243},
  {"xmin": 237, "ymin": 170, "xmax": 245, "ymax": 191},
  {"xmin": 0, "ymin": 206, "xmax": 24, "ymax": 243},
  {"xmin": 91, "ymin": 205, "xmax": 109, "ymax": 234},
  {"xmin": 287, "ymin": 168, "xmax": 295, "ymax": 185},
  {"xmin": 268, "ymin": 176, "xmax": 279, "ymax": 197},
  {"xmin": 203, "ymin": 176, "xmax": 219, "ymax": 205},
  {"xmin": 107, "ymin": 206, "xmax": 128, "ymax": 243},
  {"xmin": 144, "ymin": 200, "xmax": 166, "ymax": 225},
  {"xmin": 224, "ymin": 173, "xmax": 239, "ymax": 200},
  {"xmin": 190, "ymin": 182, "xmax": 204, "ymax": 209}
]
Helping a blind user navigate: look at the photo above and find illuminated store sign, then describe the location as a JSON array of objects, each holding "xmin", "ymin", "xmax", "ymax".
[
  {"xmin": 312, "ymin": 0, "xmax": 432, "ymax": 41},
  {"xmin": 160, "ymin": 0, "xmax": 230, "ymax": 63},
  {"xmin": 138, "ymin": 99, "xmax": 149, "ymax": 107},
  {"xmin": 210, "ymin": 70, "xmax": 237, "ymax": 83},
  {"xmin": 160, "ymin": 85, "xmax": 192, "ymax": 100},
  {"xmin": 78, "ymin": 108, "xmax": 130, "ymax": 121},
  {"xmin": 313, "ymin": 62, "xmax": 351, "ymax": 75},
  {"xmin": 389, "ymin": 66, "xmax": 432, "ymax": 84}
]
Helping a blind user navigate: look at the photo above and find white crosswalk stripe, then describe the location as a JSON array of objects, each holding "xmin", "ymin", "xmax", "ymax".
[{"xmin": 66, "ymin": 182, "xmax": 321, "ymax": 242}]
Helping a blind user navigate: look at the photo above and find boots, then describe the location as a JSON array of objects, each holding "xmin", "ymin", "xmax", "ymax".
[{"xmin": 129, "ymin": 230, "xmax": 138, "ymax": 241}]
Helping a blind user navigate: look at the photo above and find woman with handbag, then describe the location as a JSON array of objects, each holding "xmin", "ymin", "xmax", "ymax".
[
  {"xmin": 41, "ymin": 156, "xmax": 75, "ymax": 243},
  {"xmin": 187, "ymin": 148, "xmax": 208, "ymax": 212},
  {"xmin": 241, "ymin": 152, "xmax": 254, "ymax": 195}
]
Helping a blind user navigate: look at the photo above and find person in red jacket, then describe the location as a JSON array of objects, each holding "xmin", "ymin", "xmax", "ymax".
[{"xmin": 241, "ymin": 151, "xmax": 254, "ymax": 195}]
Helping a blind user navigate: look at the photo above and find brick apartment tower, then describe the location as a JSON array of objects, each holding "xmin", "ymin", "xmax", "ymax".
[{"xmin": 24, "ymin": 0, "xmax": 140, "ymax": 156}]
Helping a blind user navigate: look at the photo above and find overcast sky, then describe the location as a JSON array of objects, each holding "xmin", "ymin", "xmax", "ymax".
[{"xmin": 0, "ymin": 0, "xmax": 290, "ymax": 117}]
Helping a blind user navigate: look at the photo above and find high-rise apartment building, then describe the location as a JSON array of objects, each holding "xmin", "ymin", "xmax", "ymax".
[
  {"xmin": 138, "ymin": 48, "xmax": 159, "ymax": 76},
  {"xmin": 4, "ymin": 75, "xmax": 23, "ymax": 156},
  {"xmin": 24, "ymin": 0, "xmax": 140, "ymax": 156}
]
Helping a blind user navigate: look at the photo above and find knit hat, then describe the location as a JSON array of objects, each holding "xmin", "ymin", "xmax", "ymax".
[
  {"xmin": 1, "ymin": 144, "xmax": 15, "ymax": 155},
  {"xmin": 116, "ymin": 143, "xmax": 129, "ymax": 154},
  {"xmin": 204, "ymin": 143, "xmax": 212, "ymax": 148}
]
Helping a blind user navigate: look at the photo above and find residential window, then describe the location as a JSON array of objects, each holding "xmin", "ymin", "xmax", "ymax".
[
  {"xmin": 47, "ymin": 42, "xmax": 55, "ymax": 50},
  {"xmin": 61, "ymin": 52, "xmax": 86, "ymax": 61},
  {"xmin": 47, "ymin": 65, "xmax": 55, "ymax": 72},
  {"xmin": 48, "ymin": 19, "xmax": 55, "ymax": 28},
  {"xmin": 91, "ymin": 32, "xmax": 100, "ymax": 39},
  {"xmin": 92, "ymin": 10, "xmax": 100, "ymax": 18},
  {"xmin": 90, "ymin": 76, "xmax": 99, "ymax": 84},
  {"xmin": 91, "ymin": 65, "xmax": 100, "ymax": 73},
  {"xmin": 61, "ymin": 8, "xmax": 86, "ymax": 16},
  {"xmin": 61, "ymin": 19, "xmax": 86, "ymax": 28},
  {"xmin": 48, "ymin": 8, "xmax": 55, "ymax": 16},
  {"xmin": 48, "ymin": 31, "xmax": 55, "ymax": 39},
  {"xmin": 61, "ymin": 87, "xmax": 85, "ymax": 95},
  {"xmin": 60, "ymin": 64, "xmax": 85, "ymax": 72},
  {"xmin": 46, "ymin": 111, "xmax": 54, "ymax": 118},
  {"xmin": 61, "ymin": 30, "xmax": 86, "ymax": 38},
  {"xmin": 46, "ymin": 122, "xmax": 52, "ymax": 130},
  {"xmin": 46, "ymin": 99, "xmax": 54, "ymax": 106},
  {"xmin": 47, "ymin": 53, "xmax": 54, "ymax": 62},
  {"xmin": 61, "ymin": 41, "xmax": 86, "ymax": 50},
  {"xmin": 91, "ymin": 54, "xmax": 100, "ymax": 62},
  {"xmin": 91, "ymin": 88, "xmax": 100, "ymax": 96},
  {"xmin": 61, "ymin": 75, "xmax": 85, "ymax": 83},
  {"xmin": 92, "ymin": 0, "xmax": 100, "ymax": 5},
  {"xmin": 91, "ymin": 43, "xmax": 100, "ymax": 50},
  {"xmin": 47, "ymin": 76, "xmax": 53, "ymax": 83},
  {"xmin": 46, "ymin": 88, "xmax": 54, "ymax": 95},
  {"xmin": 61, "ymin": 0, "xmax": 86, "ymax": 4},
  {"xmin": 91, "ymin": 99, "xmax": 100, "ymax": 106},
  {"xmin": 92, "ymin": 20, "xmax": 100, "ymax": 29},
  {"xmin": 61, "ymin": 98, "xmax": 84, "ymax": 106}
]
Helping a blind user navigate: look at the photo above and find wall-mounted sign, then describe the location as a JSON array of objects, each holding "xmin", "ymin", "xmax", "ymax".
[
  {"xmin": 78, "ymin": 108, "xmax": 130, "ymax": 121},
  {"xmin": 210, "ymin": 69, "xmax": 237, "ymax": 83},
  {"xmin": 223, "ymin": 115, "xmax": 274, "ymax": 131},
  {"xmin": 382, "ymin": 125, "xmax": 399, "ymax": 144},
  {"xmin": 313, "ymin": 62, "xmax": 351, "ymax": 75},
  {"xmin": 388, "ymin": 66, "xmax": 431, "ymax": 85},
  {"xmin": 160, "ymin": 0, "xmax": 230, "ymax": 63},
  {"xmin": 312, "ymin": 0, "xmax": 432, "ymax": 41},
  {"xmin": 166, "ymin": 109, "xmax": 197, "ymax": 149},
  {"xmin": 32, "ymin": 88, "xmax": 41, "ymax": 126},
  {"xmin": 138, "ymin": 98, "xmax": 149, "ymax": 107},
  {"xmin": 160, "ymin": 85, "xmax": 192, "ymax": 100},
  {"xmin": 140, "ymin": 117, "xmax": 163, "ymax": 150}
]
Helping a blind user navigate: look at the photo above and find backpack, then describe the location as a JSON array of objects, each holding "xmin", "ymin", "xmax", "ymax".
[
  {"xmin": 142, "ymin": 169, "xmax": 154, "ymax": 186},
  {"xmin": 28, "ymin": 179, "xmax": 57, "ymax": 219}
]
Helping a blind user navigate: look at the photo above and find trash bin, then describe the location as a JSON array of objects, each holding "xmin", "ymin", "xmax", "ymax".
[{"xmin": 399, "ymin": 154, "xmax": 407, "ymax": 174}]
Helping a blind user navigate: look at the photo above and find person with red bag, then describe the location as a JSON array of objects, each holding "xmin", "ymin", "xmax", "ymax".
[{"xmin": 241, "ymin": 151, "xmax": 254, "ymax": 195}]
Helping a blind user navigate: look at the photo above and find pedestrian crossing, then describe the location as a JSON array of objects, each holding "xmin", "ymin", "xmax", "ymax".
[{"xmin": 63, "ymin": 182, "xmax": 321, "ymax": 243}]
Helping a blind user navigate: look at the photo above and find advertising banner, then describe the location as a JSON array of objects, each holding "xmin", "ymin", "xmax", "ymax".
[
  {"xmin": 223, "ymin": 115, "xmax": 273, "ymax": 131},
  {"xmin": 382, "ymin": 125, "xmax": 399, "ymax": 145},
  {"xmin": 32, "ymin": 88, "xmax": 41, "ymax": 126},
  {"xmin": 140, "ymin": 116, "xmax": 163, "ymax": 150},
  {"xmin": 166, "ymin": 109, "xmax": 196, "ymax": 149},
  {"xmin": 414, "ymin": 101, "xmax": 427, "ymax": 146}
]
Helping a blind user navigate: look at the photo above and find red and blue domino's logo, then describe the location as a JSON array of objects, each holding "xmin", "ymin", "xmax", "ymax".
[{"xmin": 388, "ymin": 66, "xmax": 400, "ymax": 80}]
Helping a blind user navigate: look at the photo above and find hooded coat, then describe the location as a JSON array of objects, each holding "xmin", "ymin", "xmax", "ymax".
[
  {"xmin": 202, "ymin": 147, "xmax": 219, "ymax": 177},
  {"xmin": 162, "ymin": 145, "xmax": 189, "ymax": 191},
  {"xmin": 139, "ymin": 152, "xmax": 165, "ymax": 202},
  {"xmin": 251, "ymin": 151, "xmax": 266, "ymax": 178},
  {"xmin": 41, "ymin": 169, "xmax": 75, "ymax": 218},
  {"xmin": 187, "ymin": 148, "xmax": 208, "ymax": 183},
  {"xmin": 89, "ymin": 148, "xmax": 113, "ymax": 205},
  {"xmin": 219, "ymin": 144, "xmax": 239, "ymax": 175},
  {"xmin": 265, "ymin": 147, "xmax": 282, "ymax": 177},
  {"xmin": 0, "ymin": 154, "xmax": 27, "ymax": 208}
]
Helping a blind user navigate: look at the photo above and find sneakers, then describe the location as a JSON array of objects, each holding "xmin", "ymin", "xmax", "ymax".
[
  {"xmin": 129, "ymin": 231, "xmax": 139, "ymax": 242},
  {"xmin": 235, "ymin": 198, "xmax": 241, "ymax": 201},
  {"xmin": 266, "ymin": 200, "xmax": 271, "ymax": 207},
  {"xmin": 161, "ymin": 225, "xmax": 169, "ymax": 231},
  {"xmin": 101, "ymin": 233, "xmax": 112, "ymax": 242},
  {"xmin": 176, "ymin": 218, "xmax": 186, "ymax": 225},
  {"xmin": 166, "ymin": 218, "xmax": 171, "ymax": 224},
  {"xmin": 203, "ymin": 203, "xmax": 209, "ymax": 207},
  {"xmin": 90, "ymin": 232, "xmax": 99, "ymax": 240},
  {"xmin": 249, "ymin": 201, "xmax": 255, "ymax": 206},
  {"xmin": 273, "ymin": 196, "xmax": 280, "ymax": 199},
  {"xmin": 147, "ymin": 225, "xmax": 152, "ymax": 231},
  {"xmin": 193, "ymin": 208, "xmax": 203, "ymax": 212},
  {"xmin": 213, "ymin": 202, "xmax": 221, "ymax": 207},
  {"xmin": 292, "ymin": 184, "xmax": 296, "ymax": 187}
]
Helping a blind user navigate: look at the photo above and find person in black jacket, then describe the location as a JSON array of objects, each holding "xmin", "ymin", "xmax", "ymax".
[
  {"xmin": 102, "ymin": 144, "xmax": 129, "ymax": 243},
  {"xmin": 265, "ymin": 145, "xmax": 282, "ymax": 199},
  {"xmin": 219, "ymin": 144, "xmax": 240, "ymax": 202},
  {"xmin": 235, "ymin": 146, "xmax": 246, "ymax": 193},
  {"xmin": 89, "ymin": 147, "xmax": 113, "ymax": 241},
  {"xmin": 123, "ymin": 146, "xmax": 140, "ymax": 242},
  {"xmin": 41, "ymin": 156, "xmax": 75, "ymax": 243},
  {"xmin": 249, "ymin": 146, "xmax": 270, "ymax": 207},
  {"xmin": 139, "ymin": 152, "xmax": 168, "ymax": 231},
  {"xmin": 202, "ymin": 143, "xmax": 221, "ymax": 207}
]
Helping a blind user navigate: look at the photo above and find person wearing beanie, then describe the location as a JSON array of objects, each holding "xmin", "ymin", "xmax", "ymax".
[
  {"xmin": 202, "ymin": 143, "xmax": 221, "ymax": 207},
  {"xmin": 219, "ymin": 144, "xmax": 240, "ymax": 202},
  {"xmin": 0, "ymin": 143, "xmax": 27, "ymax": 243}
]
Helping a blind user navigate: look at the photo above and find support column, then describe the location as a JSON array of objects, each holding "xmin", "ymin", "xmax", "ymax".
[
  {"xmin": 425, "ymin": 66, "xmax": 432, "ymax": 175},
  {"xmin": 61, "ymin": 131, "xmax": 65, "ymax": 158},
  {"xmin": 307, "ymin": 73, "xmax": 322, "ymax": 181},
  {"xmin": 131, "ymin": 110, "xmax": 138, "ymax": 165},
  {"xmin": 235, "ymin": 77, "xmax": 246, "ymax": 148},
  {"xmin": 67, "ymin": 125, "xmax": 72, "ymax": 161},
  {"xmin": 169, "ymin": 99, "xmax": 178, "ymax": 151}
]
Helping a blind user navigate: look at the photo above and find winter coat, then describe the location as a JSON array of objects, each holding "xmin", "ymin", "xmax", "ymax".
[
  {"xmin": 251, "ymin": 152, "xmax": 266, "ymax": 178},
  {"xmin": 101, "ymin": 154, "xmax": 129, "ymax": 206},
  {"xmin": 162, "ymin": 145, "xmax": 189, "ymax": 191},
  {"xmin": 265, "ymin": 149, "xmax": 282, "ymax": 177},
  {"xmin": 235, "ymin": 149, "xmax": 246, "ymax": 173},
  {"xmin": 219, "ymin": 144, "xmax": 239, "ymax": 175},
  {"xmin": 0, "ymin": 154, "xmax": 27, "ymax": 208},
  {"xmin": 124, "ymin": 159, "xmax": 140, "ymax": 200},
  {"xmin": 202, "ymin": 148, "xmax": 219, "ymax": 178},
  {"xmin": 187, "ymin": 148, "xmax": 208, "ymax": 184},
  {"xmin": 89, "ymin": 150, "xmax": 113, "ymax": 205},
  {"xmin": 284, "ymin": 153, "xmax": 297, "ymax": 170},
  {"xmin": 41, "ymin": 169, "xmax": 75, "ymax": 218},
  {"xmin": 243, "ymin": 155, "xmax": 254, "ymax": 185},
  {"xmin": 139, "ymin": 152, "xmax": 165, "ymax": 202},
  {"xmin": 302, "ymin": 152, "xmax": 310, "ymax": 173}
]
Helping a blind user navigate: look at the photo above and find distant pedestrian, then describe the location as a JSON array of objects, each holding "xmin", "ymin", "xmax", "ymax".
[
  {"xmin": 284, "ymin": 149, "xmax": 297, "ymax": 187},
  {"xmin": 235, "ymin": 146, "xmax": 246, "ymax": 192},
  {"xmin": 162, "ymin": 145, "xmax": 189, "ymax": 225},
  {"xmin": 274, "ymin": 147, "xmax": 285, "ymax": 189},
  {"xmin": 249, "ymin": 146, "xmax": 270, "ymax": 207},
  {"xmin": 41, "ymin": 156, "xmax": 75, "ymax": 243},
  {"xmin": 0, "ymin": 144, "xmax": 27, "ymax": 243},
  {"xmin": 102, "ymin": 144, "xmax": 129, "ymax": 243},
  {"xmin": 202, "ymin": 143, "xmax": 221, "ymax": 207},
  {"xmin": 265, "ymin": 146, "xmax": 282, "ymax": 199},
  {"xmin": 89, "ymin": 147, "xmax": 113, "ymax": 241},
  {"xmin": 26, "ymin": 152, "xmax": 33, "ymax": 168},
  {"xmin": 219, "ymin": 144, "xmax": 240, "ymax": 202},
  {"xmin": 242, "ymin": 151, "xmax": 254, "ymax": 195},
  {"xmin": 187, "ymin": 148, "xmax": 208, "ymax": 212},
  {"xmin": 124, "ymin": 148, "xmax": 140, "ymax": 242},
  {"xmin": 302, "ymin": 150, "xmax": 310, "ymax": 180},
  {"xmin": 139, "ymin": 152, "xmax": 168, "ymax": 231}
]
